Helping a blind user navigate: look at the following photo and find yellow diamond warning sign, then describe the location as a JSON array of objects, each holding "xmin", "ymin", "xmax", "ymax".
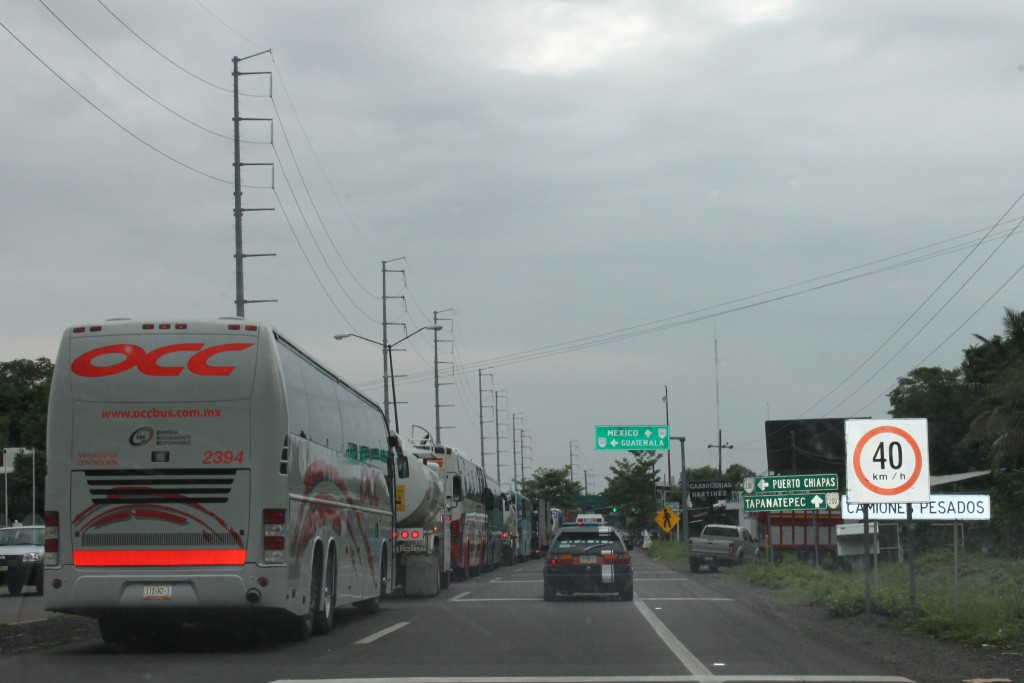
[{"xmin": 654, "ymin": 506, "xmax": 680, "ymax": 533}]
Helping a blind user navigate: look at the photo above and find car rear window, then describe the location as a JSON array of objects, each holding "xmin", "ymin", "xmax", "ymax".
[
  {"xmin": 552, "ymin": 533, "xmax": 625, "ymax": 552},
  {"xmin": 0, "ymin": 527, "xmax": 44, "ymax": 546}
]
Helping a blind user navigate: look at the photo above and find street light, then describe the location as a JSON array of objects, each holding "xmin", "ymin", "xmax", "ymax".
[{"xmin": 334, "ymin": 325, "xmax": 441, "ymax": 433}]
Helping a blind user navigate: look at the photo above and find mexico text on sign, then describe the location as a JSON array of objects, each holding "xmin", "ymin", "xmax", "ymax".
[{"xmin": 595, "ymin": 425, "xmax": 669, "ymax": 450}]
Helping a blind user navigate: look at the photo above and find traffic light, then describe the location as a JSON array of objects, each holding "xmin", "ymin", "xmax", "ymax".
[{"xmin": 611, "ymin": 506, "xmax": 618, "ymax": 513}]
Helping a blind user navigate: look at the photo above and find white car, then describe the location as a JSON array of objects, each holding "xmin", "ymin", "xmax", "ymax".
[{"xmin": 0, "ymin": 525, "xmax": 45, "ymax": 595}]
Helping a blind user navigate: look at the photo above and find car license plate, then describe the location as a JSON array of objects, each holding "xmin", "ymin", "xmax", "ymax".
[
  {"xmin": 143, "ymin": 584, "xmax": 172, "ymax": 600},
  {"xmin": 580, "ymin": 555, "xmax": 597, "ymax": 564},
  {"xmin": 0, "ymin": 566, "xmax": 8, "ymax": 572}
]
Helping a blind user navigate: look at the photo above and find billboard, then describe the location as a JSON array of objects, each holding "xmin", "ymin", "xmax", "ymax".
[{"xmin": 764, "ymin": 419, "xmax": 849, "ymax": 490}]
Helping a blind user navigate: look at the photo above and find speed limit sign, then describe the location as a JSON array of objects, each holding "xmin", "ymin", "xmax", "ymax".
[{"xmin": 845, "ymin": 419, "xmax": 930, "ymax": 504}]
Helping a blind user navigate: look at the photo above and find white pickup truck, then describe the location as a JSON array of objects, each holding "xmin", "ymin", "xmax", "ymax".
[{"xmin": 687, "ymin": 524, "xmax": 761, "ymax": 573}]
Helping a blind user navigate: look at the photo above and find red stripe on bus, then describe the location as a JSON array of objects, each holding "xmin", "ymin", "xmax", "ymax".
[{"xmin": 73, "ymin": 549, "xmax": 246, "ymax": 566}]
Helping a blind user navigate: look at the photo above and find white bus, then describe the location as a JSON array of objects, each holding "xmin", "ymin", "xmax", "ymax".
[{"xmin": 44, "ymin": 319, "xmax": 394, "ymax": 643}]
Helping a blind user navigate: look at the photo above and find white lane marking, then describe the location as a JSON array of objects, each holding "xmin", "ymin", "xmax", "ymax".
[
  {"xmin": 274, "ymin": 676, "xmax": 914, "ymax": 682},
  {"xmin": 634, "ymin": 597, "xmax": 713, "ymax": 677},
  {"xmin": 640, "ymin": 597, "xmax": 732, "ymax": 601},
  {"xmin": 449, "ymin": 591, "xmax": 472, "ymax": 601},
  {"xmin": 355, "ymin": 621, "xmax": 409, "ymax": 644}
]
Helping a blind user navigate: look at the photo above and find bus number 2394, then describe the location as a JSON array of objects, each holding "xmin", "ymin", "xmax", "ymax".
[{"xmin": 202, "ymin": 450, "xmax": 245, "ymax": 465}]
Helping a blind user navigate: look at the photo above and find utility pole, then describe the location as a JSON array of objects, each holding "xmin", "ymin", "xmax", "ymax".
[
  {"xmin": 662, "ymin": 385, "xmax": 671, "ymax": 486},
  {"xmin": 569, "ymin": 440, "xmax": 579, "ymax": 484},
  {"xmin": 231, "ymin": 52, "xmax": 276, "ymax": 317},
  {"xmin": 478, "ymin": 369, "xmax": 492, "ymax": 476},
  {"xmin": 381, "ymin": 258, "xmax": 406, "ymax": 431},
  {"xmin": 708, "ymin": 321, "xmax": 731, "ymax": 475},
  {"xmin": 512, "ymin": 413, "xmax": 522, "ymax": 489},
  {"xmin": 433, "ymin": 309, "xmax": 454, "ymax": 441},
  {"xmin": 708, "ymin": 429, "xmax": 733, "ymax": 477},
  {"xmin": 494, "ymin": 390, "xmax": 506, "ymax": 488},
  {"xmin": 519, "ymin": 429, "xmax": 531, "ymax": 483},
  {"xmin": 671, "ymin": 437, "xmax": 688, "ymax": 546}
]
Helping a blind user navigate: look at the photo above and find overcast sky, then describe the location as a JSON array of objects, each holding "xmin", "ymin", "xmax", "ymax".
[{"xmin": 3, "ymin": 1, "xmax": 1023, "ymax": 491}]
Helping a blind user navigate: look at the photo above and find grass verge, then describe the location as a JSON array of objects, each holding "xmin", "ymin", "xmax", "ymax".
[{"xmin": 647, "ymin": 540, "xmax": 1024, "ymax": 653}]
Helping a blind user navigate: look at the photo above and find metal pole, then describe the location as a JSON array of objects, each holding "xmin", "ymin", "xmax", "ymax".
[
  {"xmin": 433, "ymin": 319, "xmax": 440, "ymax": 440},
  {"xmin": 512, "ymin": 414, "xmax": 518, "ymax": 490},
  {"xmin": 494, "ymin": 390, "xmax": 502, "ymax": 488},
  {"xmin": 232, "ymin": 56, "xmax": 244, "ymax": 318},
  {"xmin": 663, "ymin": 386, "xmax": 671, "ymax": 488},
  {"xmin": 388, "ymin": 345, "xmax": 400, "ymax": 434},
  {"xmin": 862, "ymin": 505, "xmax": 872, "ymax": 615},
  {"xmin": 671, "ymin": 437, "xmax": 688, "ymax": 547},
  {"xmin": 381, "ymin": 261, "xmax": 390, "ymax": 430},
  {"xmin": 479, "ymin": 369, "xmax": 486, "ymax": 476},
  {"xmin": 907, "ymin": 505, "xmax": 916, "ymax": 606}
]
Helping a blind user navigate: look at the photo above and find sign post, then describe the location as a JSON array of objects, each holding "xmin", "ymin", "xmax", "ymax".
[{"xmin": 846, "ymin": 418, "xmax": 930, "ymax": 613}]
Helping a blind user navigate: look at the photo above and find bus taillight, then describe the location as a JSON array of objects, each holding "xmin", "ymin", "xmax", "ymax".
[
  {"xmin": 263, "ymin": 509, "xmax": 286, "ymax": 563},
  {"xmin": 44, "ymin": 511, "xmax": 59, "ymax": 566}
]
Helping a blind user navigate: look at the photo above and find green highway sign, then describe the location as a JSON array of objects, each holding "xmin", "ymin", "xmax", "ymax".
[
  {"xmin": 744, "ymin": 473, "xmax": 839, "ymax": 495},
  {"xmin": 595, "ymin": 425, "xmax": 670, "ymax": 451},
  {"xmin": 743, "ymin": 491, "xmax": 841, "ymax": 513}
]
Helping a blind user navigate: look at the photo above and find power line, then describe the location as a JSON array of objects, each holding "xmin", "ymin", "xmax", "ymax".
[
  {"xmin": 1, "ymin": 19, "xmax": 237, "ymax": 186},
  {"xmin": 95, "ymin": 0, "xmax": 257, "ymax": 96},
  {"xmin": 39, "ymin": 0, "xmax": 239, "ymax": 141}
]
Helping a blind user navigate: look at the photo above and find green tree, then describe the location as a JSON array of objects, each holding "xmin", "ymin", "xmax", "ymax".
[
  {"xmin": 723, "ymin": 463, "xmax": 756, "ymax": 486},
  {"xmin": 0, "ymin": 358, "xmax": 53, "ymax": 449},
  {"xmin": 601, "ymin": 451, "xmax": 661, "ymax": 532},
  {"xmin": 888, "ymin": 365, "xmax": 973, "ymax": 474},
  {"xmin": 686, "ymin": 465, "xmax": 723, "ymax": 483},
  {"xmin": 958, "ymin": 307, "xmax": 1024, "ymax": 470},
  {"xmin": 5, "ymin": 448, "xmax": 45, "ymax": 524},
  {"xmin": 520, "ymin": 466, "xmax": 583, "ymax": 508},
  {"xmin": 0, "ymin": 358, "xmax": 52, "ymax": 524}
]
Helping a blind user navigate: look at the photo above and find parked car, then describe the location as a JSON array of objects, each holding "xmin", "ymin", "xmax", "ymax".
[
  {"xmin": 687, "ymin": 523, "xmax": 761, "ymax": 573},
  {"xmin": 543, "ymin": 524, "xmax": 632, "ymax": 601},
  {"xmin": 0, "ymin": 525, "xmax": 45, "ymax": 595}
]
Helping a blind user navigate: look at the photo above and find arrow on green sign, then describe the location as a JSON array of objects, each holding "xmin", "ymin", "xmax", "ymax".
[
  {"xmin": 595, "ymin": 425, "xmax": 669, "ymax": 450},
  {"xmin": 743, "ymin": 492, "xmax": 840, "ymax": 512}
]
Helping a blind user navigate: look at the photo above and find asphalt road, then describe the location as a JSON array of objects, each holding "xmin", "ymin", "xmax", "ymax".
[
  {"xmin": 0, "ymin": 554, "xmax": 915, "ymax": 683},
  {"xmin": 0, "ymin": 587, "xmax": 48, "ymax": 625}
]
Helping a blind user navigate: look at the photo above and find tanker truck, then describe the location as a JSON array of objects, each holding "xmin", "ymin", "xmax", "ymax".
[{"xmin": 392, "ymin": 429, "xmax": 451, "ymax": 596}]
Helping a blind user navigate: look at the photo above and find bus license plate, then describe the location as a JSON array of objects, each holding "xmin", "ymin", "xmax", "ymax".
[
  {"xmin": 580, "ymin": 555, "xmax": 597, "ymax": 564},
  {"xmin": 143, "ymin": 584, "xmax": 172, "ymax": 600}
]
